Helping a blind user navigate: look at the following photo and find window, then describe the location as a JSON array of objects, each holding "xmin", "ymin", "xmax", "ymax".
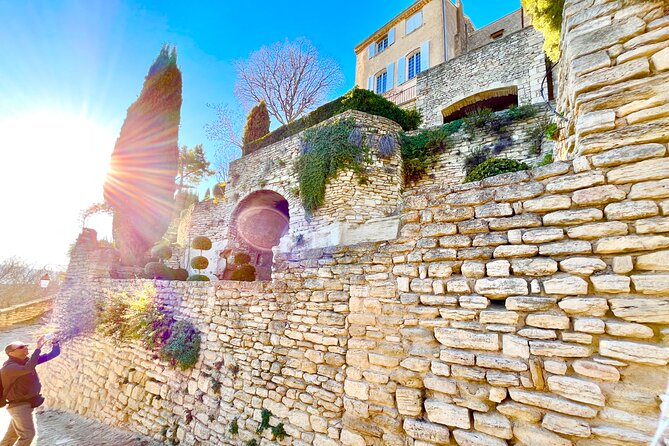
[
  {"xmin": 491, "ymin": 29, "xmax": 505, "ymax": 40},
  {"xmin": 377, "ymin": 35, "xmax": 389, "ymax": 53},
  {"xmin": 406, "ymin": 10, "xmax": 423, "ymax": 34},
  {"xmin": 376, "ymin": 71, "xmax": 388, "ymax": 93},
  {"xmin": 408, "ymin": 51, "xmax": 422, "ymax": 80}
]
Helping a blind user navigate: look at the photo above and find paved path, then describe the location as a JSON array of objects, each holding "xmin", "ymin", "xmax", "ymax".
[{"xmin": 0, "ymin": 319, "xmax": 164, "ymax": 445}]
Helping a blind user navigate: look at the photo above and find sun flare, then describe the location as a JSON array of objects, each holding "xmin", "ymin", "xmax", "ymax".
[{"xmin": 0, "ymin": 109, "xmax": 116, "ymax": 266}]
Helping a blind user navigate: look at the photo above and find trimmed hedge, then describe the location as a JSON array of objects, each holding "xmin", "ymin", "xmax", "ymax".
[
  {"xmin": 242, "ymin": 88, "xmax": 422, "ymax": 155},
  {"xmin": 464, "ymin": 158, "xmax": 530, "ymax": 183}
]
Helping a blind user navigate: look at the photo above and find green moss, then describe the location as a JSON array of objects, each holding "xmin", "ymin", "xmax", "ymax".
[
  {"xmin": 538, "ymin": 152, "xmax": 554, "ymax": 166},
  {"xmin": 229, "ymin": 418, "xmax": 239, "ymax": 435},
  {"xmin": 271, "ymin": 423, "xmax": 287, "ymax": 441},
  {"xmin": 464, "ymin": 158, "xmax": 530, "ymax": 183},
  {"xmin": 295, "ymin": 118, "xmax": 370, "ymax": 213}
]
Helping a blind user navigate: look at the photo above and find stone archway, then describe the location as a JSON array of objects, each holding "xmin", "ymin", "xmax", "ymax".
[
  {"xmin": 442, "ymin": 86, "xmax": 519, "ymax": 123},
  {"xmin": 228, "ymin": 190, "xmax": 290, "ymax": 280}
]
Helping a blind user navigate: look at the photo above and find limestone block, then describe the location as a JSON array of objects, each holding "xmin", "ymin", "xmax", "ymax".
[
  {"xmin": 636, "ymin": 250, "xmax": 669, "ymax": 270},
  {"xmin": 446, "ymin": 189, "xmax": 494, "ymax": 206},
  {"xmin": 461, "ymin": 261, "xmax": 486, "ymax": 278},
  {"xmin": 558, "ymin": 297, "xmax": 609, "ymax": 316},
  {"xmin": 434, "ymin": 328, "xmax": 499, "ymax": 351},
  {"xmin": 430, "ymin": 361, "xmax": 450, "ymax": 377},
  {"xmin": 396, "ymin": 387, "xmax": 423, "ymax": 416},
  {"xmin": 480, "ymin": 310, "xmax": 518, "ymax": 325},
  {"xmin": 607, "ymin": 157, "xmax": 669, "ymax": 184},
  {"xmin": 559, "ymin": 257, "xmax": 607, "ymax": 276},
  {"xmin": 473, "ymin": 233, "xmax": 508, "ymax": 247},
  {"xmin": 526, "ymin": 313, "xmax": 570, "ymax": 330},
  {"xmin": 341, "ymin": 429, "xmax": 366, "ymax": 446},
  {"xmin": 393, "ymin": 264, "xmax": 419, "ymax": 277},
  {"xmin": 609, "ymin": 298, "xmax": 669, "ymax": 323},
  {"xmin": 524, "ymin": 195, "xmax": 572, "ymax": 213},
  {"xmin": 502, "ymin": 335, "xmax": 530, "ymax": 359},
  {"xmin": 542, "ymin": 413, "xmax": 591, "ymax": 438},
  {"xmin": 572, "ymin": 185, "xmax": 626, "ymax": 206},
  {"xmin": 547, "ymin": 375, "xmax": 605, "ymax": 406},
  {"xmin": 423, "ymin": 374, "xmax": 457, "ymax": 395},
  {"xmin": 424, "ymin": 399, "xmax": 470, "ymax": 429},
  {"xmin": 459, "ymin": 295, "xmax": 490, "ymax": 309},
  {"xmin": 493, "ymin": 245, "xmax": 538, "ymax": 258},
  {"xmin": 594, "ymin": 235, "xmax": 669, "ymax": 254},
  {"xmin": 572, "ymin": 360, "xmax": 620, "ymax": 382},
  {"xmin": 488, "ymin": 214, "xmax": 542, "ymax": 231},
  {"xmin": 591, "ymin": 425, "xmax": 653, "ymax": 445},
  {"xmin": 344, "ymin": 380, "xmax": 369, "ymax": 400},
  {"xmin": 447, "ymin": 279, "xmax": 471, "ymax": 294},
  {"xmin": 543, "ymin": 276, "xmax": 589, "ymax": 295},
  {"xmin": 573, "ymin": 156, "xmax": 592, "ymax": 173},
  {"xmin": 400, "ymin": 357, "xmax": 431, "ymax": 373},
  {"xmin": 434, "ymin": 206, "xmax": 475, "ymax": 222},
  {"xmin": 629, "ymin": 179, "xmax": 669, "ymax": 200},
  {"xmin": 574, "ymin": 58, "xmax": 650, "ymax": 100},
  {"xmin": 651, "ymin": 46, "xmax": 669, "ymax": 71},
  {"xmin": 476, "ymin": 354, "xmax": 528, "ymax": 372},
  {"xmin": 486, "ymin": 260, "xmax": 510, "ymax": 277},
  {"xmin": 591, "ymin": 275, "xmax": 631, "ymax": 293},
  {"xmin": 489, "ymin": 387, "xmax": 507, "ymax": 403},
  {"xmin": 439, "ymin": 309, "xmax": 477, "ymax": 321},
  {"xmin": 600, "ymin": 339, "xmax": 669, "ymax": 365},
  {"xmin": 511, "ymin": 258, "xmax": 559, "ymax": 276},
  {"xmin": 605, "ymin": 320, "xmax": 654, "ymax": 338},
  {"xmin": 636, "ymin": 217, "xmax": 669, "ymax": 235},
  {"xmin": 475, "ymin": 202, "xmax": 514, "ymax": 218},
  {"xmin": 529, "ymin": 341, "xmax": 592, "ymax": 358},
  {"xmin": 516, "ymin": 328, "xmax": 555, "ymax": 340},
  {"xmin": 566, "ymin": 222, "xmax": 628, "ymax": 239},
  {"xmin": 604, "ymin": 200, "xmax": 658, "ymax": 220},
  {"xmin": 440, "ymin": 235, "xmax": 473, "ymax": 248},
  {"xmin": 475, "ymin": 278, "xmax": 528, "ymax": 298},
  {"xmin": 439, "ymin": 348, "xmax": 475, "ymax": 365},
  {"xmin": 495, "ymin": 182, "xmax": 544, "ymax": 202},
  {"xmin": 508, "ymin": 229, "xmax": 522, "ymax": 244},
  {"xmin": 533, "ymin": 161, "xmax": 570, "ymax": 180},
  {"xmin": 428, "ymin": 262, "xmax": 454, "ymax": 278},
  {"xmin": 573, "ymin": 317, "xmax": 605, "ymax": 334},
  {"xmin": 506, "ymin": 296, "xmax": 556, "ymax": 311},
  {"xmin": 576, "ymin": 110, "xmax": 616, "ymax": 137},
  {"xmin": 452, "ymin": 430, "xmax": 507, "ymax": 446},
  {"xmin": 631, "ymin": 273, "xmax": 669, "ymax": 294},
  {"xmin": 497, "ymin": 401, "xmax": 542, "ymax": 422},
  {"xmin": 590, "ymin": 143, "xmax": 665, "ymax": 168},
  {"xmin": 509, "ymin": 388, "xmax": 597, "ymax": 418},
  {"xmin": 546, "ymin": 171, "xmax": 605, "ymax": 193},
  {"xmin": 544, "ymin": 359, "xmax": 567, "ymax": 375},
  {"xmin": 402, "ymin": 418, "xmax": 450, "ymax": 443},
  {"xmin": 473, "ymin": 411, "xmax": 513, "ymax": 439},
  {"xmin": 522, "ymin": 228, "xmax": 564, "ymax": 244},
  {"xmin": 612, "ymin": 256, "xmax": 633, "ymax": 273},
  {"xmin": 598, "ymin": 407, "xmax": 659, "ymax": 434},
  {"xmin": 539, "ymin": 240, "xmax": 592, "ymax": 256},
  {"xmin": 420, "ymin": 223, "xmax": 457, "ymax": 237},
  {"xmin": 424, "ymin": 248, "xmax": 457, "ymax": 262}
]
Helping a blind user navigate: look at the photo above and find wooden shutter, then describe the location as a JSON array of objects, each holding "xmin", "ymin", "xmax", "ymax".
[
  {"xmin": 368, "ymin": 43, "xmax": 376, "ymax": 59},
  {"xmin": 368, "ymin": 76, "xmax": 374, "ymax": 91},
  {"xmin": 420, "ymin": 41, "xmax": 430, "ymax": 72},
  {"xmin": 387, "ymin": 62, "xmax": 395, "ymax": 90},
  {"xmin": 388, "ymin": 27, "xmax": 395, "ymax": 46},
  {"xmin": 397, "ymin": 57, "xmax": 406, "ymax": 85}
]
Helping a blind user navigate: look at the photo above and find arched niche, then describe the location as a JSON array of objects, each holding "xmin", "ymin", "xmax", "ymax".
[{"xmin": 442, "ymin": 86, "xmax": 519, "ymax": 123}]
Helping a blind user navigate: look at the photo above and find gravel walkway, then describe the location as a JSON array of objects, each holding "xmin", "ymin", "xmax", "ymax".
[{"xmin": 0, "ymin": 318, "xmax": 164, "ymax": 445}]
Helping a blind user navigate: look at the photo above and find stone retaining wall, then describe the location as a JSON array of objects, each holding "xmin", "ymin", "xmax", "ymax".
[{"xmin": 0, "ymin": 296, "xmax": 54, "ymax": 328}]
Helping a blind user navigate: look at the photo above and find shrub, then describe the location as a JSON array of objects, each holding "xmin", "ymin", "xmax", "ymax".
[
  {"xmin": 462, "ymin": 108, "xmax": 494, "ymax": 136},
  {"xmin": 144, "ymin": 262, "xmax": 169, "ymax": 280},
  {"xmin": 97, "ymin": 291, "xmax": 132, "ymax": 340},
  {"xmin": 257, "ymin": 409, "xmax": 272, "ymax": 434},
  {"xmin": 160, "ymin": 319, "xmax": 201, "ymax": 370},
  {"xmin": 271, "ymin": 423, "xmax": 288, "ymax": 441},
  {"xmin": 150, "ymin": 244, "xmax": 172, "ymax": 261},
  {"xmin": 190, "ymin": 256, "xmax": 209, "ymax": 270},
  {"xmin": 242, "ymin": 100, "xmax": 270, "ymax": 148},
  {"xmin": 242, "ymin": 87, "xmax": 422, "ymax": 155},
  {"xmin": 545, "ymin": 123, "xmax": 558, "ymax": 140},
  {"xmin": 191, "ymin": 236, "xmax": 212, "ymax": 251},
  {"xmin": 463, "ymin": 147, "xmax": 490, "ymax": 176},
  {"xmin": 399, "ymin": 120, "xmax": 462, "ymax": 184},
  {"xmin": 295, "ymin": 118, "xmax": 370, "ymax": 213},
  {"xmin": 234, "ymin": 252, "xmax": 251, "ymax": 265},
  {"xmin": 522, "ymin": 0, "xmax": 565, "ymax": 62},
  {"xmin": 171, "ymin": 268, "xmax": 189, "ymax": 281},
  {"xmin": 229, "ymin": 418, "xmax": 239, "ymax": 435},
  {"xmin": 507, "ymin": 104, "xmax": 538, "ymax": 121},
  {"xmin": 230, "ymin": 264, "xmax": 256, "ymax": 281},
  {"xmin": 464, "ymin": 158, "xmax": 530, "ymax": 183},
  {"xmin": 187, "ymin": 274, "xmax": 210, "ymax": 281},
  {"xmin": 538, "ymin": 152, "xmax": 554, "ymax": 166}
]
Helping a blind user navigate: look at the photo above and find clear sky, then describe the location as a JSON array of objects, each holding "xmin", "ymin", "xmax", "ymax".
[{"xmin": 0, "ymin": 0, "xmax": 520, "ymax": 268}]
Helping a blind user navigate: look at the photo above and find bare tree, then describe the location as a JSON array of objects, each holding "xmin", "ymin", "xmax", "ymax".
[
  {"xmin": 0, "ymin": 257, "xmax": 42, "ymax": 308},
  {"xmin": 234, "ymin": 38, "xmax": 343, "ymax": 125},
  {"xmin": 205, "ymin": 103, "xmax": 243, "ymax": 182}
]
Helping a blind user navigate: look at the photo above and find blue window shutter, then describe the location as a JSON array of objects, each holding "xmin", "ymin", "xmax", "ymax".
[
  {"xmin": 388, "ymin": 28, "xmax": 395, "ymax": 46},
  {"xmin": 387, "ymin": 62, "xmax": 395, "ymax": 90},
  {"xmin": 420, "ymin": 40, "xmax": 430, "ymax": 72},
  {"xmin": 368, "ymin": 76, "xmax": 374, "ymax": 91},
  {"xmin": 397, "ymin": 57, "xmax": 406, "ymax": 85},
  {"xmin": 368, "ymin": 43, "xmax": 376, "ymax": 59}
]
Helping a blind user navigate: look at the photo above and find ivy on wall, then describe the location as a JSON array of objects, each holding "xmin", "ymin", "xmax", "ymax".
[{"xmin": 295, "ymin": 118, "xmax": 370, "ymax": 214}]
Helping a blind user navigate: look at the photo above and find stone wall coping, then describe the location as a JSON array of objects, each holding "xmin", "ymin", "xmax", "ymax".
[
  {"xmin": 0, "ymin": 295, "xmax": 55, "ymax": 315},
  {"xmin": 229, "ymin": 109, "xmax": 403, "ymax": 168}
]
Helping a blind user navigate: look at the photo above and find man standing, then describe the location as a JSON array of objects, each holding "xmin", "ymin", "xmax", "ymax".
[{"xmin": 0, "ymin": 336, "xmax": 60, "ymax": 446}]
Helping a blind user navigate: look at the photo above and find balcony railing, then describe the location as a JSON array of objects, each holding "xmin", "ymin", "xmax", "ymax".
[{"xmin": 383, "ymin": 83, "xmax": 416, "ymax": 106}]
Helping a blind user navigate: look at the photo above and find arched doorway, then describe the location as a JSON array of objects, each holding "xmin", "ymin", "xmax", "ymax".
[
  {"xmin": 442, "ymin": 86, "xmax": 519, "ymax": 123},
  {"xmin": 228, "ymin": 190, "xmax": 290, "ymax": 280}
]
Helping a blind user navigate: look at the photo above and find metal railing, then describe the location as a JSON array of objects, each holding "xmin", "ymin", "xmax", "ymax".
[{"xmin": 383, "ymin": 84, "xmax": 417, "ymax": 106}]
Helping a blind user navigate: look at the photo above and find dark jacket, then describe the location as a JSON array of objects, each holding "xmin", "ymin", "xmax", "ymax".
[{"xmin": 1, "ymin": 343, "xmax": 60, "ymax": 403}]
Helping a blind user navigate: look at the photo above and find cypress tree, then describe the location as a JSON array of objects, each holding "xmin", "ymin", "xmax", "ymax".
[
  {"xmin": 242, "ymin": 100, "xmax": 270, "ymax": 150},
  {"xmin": 104, "ymin": 45, "xmax": 183, "ymax": 266}
]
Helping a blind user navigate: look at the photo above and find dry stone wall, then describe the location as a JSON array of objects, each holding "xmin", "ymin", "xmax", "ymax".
[{"xmin": 0, "ymin": 296, "xmax": 54, "ymax": 328}]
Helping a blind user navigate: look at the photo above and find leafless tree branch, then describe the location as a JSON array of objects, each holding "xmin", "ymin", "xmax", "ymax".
[{"xmin": 234, "ymin": 38, "xmax": 343, "ymax": 125}]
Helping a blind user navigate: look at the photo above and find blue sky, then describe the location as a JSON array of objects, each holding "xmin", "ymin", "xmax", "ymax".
[{"xmin": 0, "ymin": 0, "xmax": 520, "ymax": 266}]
